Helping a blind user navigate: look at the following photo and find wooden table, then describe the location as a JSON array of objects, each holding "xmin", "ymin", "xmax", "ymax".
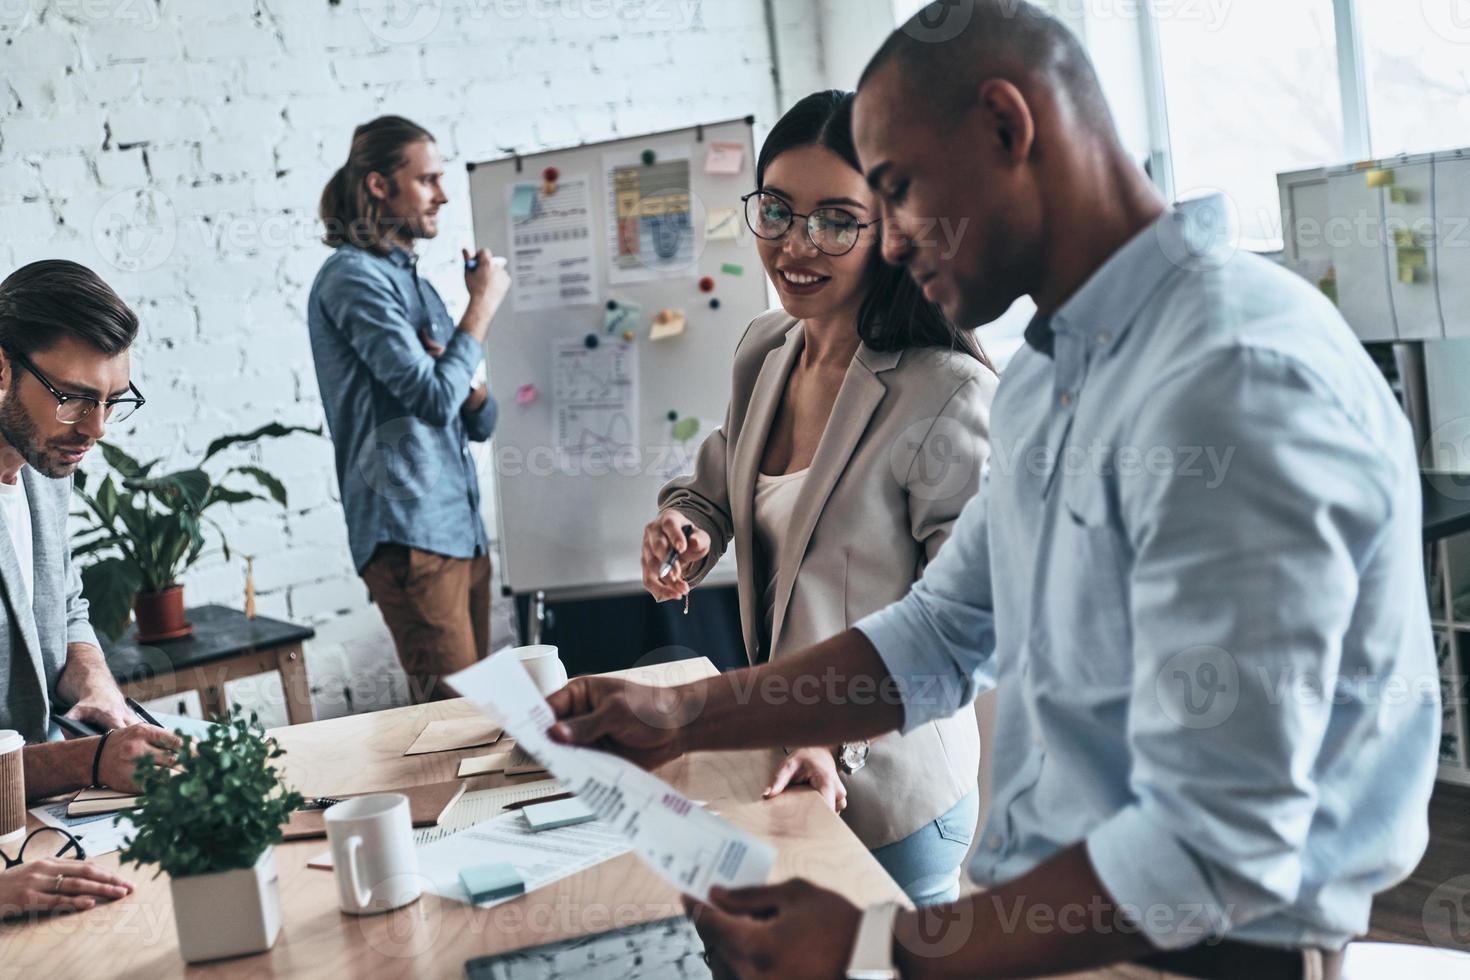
[
  {"xmin": 101, "ymin": 604, "xmax": 317, "ymax": 726},
  {"xmin": 0, "ymin": 657, "xmax": 910, "ymax": 978}
]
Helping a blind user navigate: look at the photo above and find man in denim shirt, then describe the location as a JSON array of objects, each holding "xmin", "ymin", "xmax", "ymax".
[{"xmin": 308, "ymin": 116, "xmax": 510, "ymax": 702}]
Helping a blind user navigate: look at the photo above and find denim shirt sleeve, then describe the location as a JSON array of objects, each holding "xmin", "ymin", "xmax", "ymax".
[
  {"xmin": 854, "ymin": 472, "xmax": 999, "ymax": 732},
  {"xmin": 320, "ymin": 258, "xmax": 483, "ymax": 426},
  {"xmin": 1085, "ymin": 347, "xmax": 1399, "ymax": 949},
  {"xmin": 463, "ymin": 388, "xmax": 499, "ymax": 443}
]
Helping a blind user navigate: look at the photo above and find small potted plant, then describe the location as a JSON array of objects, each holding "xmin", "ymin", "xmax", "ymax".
[
  {"xmin": 71, "ymin": 422, "xmax": 318, "ymax": 642},
  {"xmin": 118, "ymin": 709, "xmax": 305, "ymax": 963}
]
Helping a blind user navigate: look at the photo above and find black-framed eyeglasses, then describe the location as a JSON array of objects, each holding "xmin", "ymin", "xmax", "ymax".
[
  {"xmin": 1, "ymin": 826, "xmax": 87, "ymax": 869},
  {"xmin": 741, "ymin": 191, "xmax": 880, "ymax": 257},
  {"xmin": 3, "ymin": 348, "xmax": 145, "ymax": 425}
]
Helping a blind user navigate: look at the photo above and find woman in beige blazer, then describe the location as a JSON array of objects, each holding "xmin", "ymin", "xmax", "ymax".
[{"xmin": 640, "ymin": 91, "xmax": 996, "ymax": 906}]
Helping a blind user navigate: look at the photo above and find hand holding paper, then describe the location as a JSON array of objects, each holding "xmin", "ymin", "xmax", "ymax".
[{"xmin": 447, "ymin": 652, "xmax": 774, "ymax": 901}]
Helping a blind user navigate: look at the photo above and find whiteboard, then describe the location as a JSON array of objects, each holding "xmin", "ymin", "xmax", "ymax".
[{"xmin": 469, "ymin": 118, "xmax": 765, "ymax": 597}]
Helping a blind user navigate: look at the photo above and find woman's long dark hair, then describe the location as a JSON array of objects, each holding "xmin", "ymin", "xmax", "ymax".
[
  {"xmin": 320, "ymin": 115, "xmax": 435, "ymax": 256},
  {"xmin": 755, "ymin": 91, "xmax": 991, "ymax": 369}
]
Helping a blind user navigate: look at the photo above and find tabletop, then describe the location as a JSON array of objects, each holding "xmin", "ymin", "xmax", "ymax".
[
  {"xmin": 100, "ymin": 604, "xmax": 316, "ymax": 684},
  {"xmin": 0, "ymin": 656, "xmax": 909, "ymax": 978}
]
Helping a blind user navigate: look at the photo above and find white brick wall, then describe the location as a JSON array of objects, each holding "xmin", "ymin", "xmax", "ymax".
[{"xmin": 1, "ymin": 0, "xmax": 792, "ymax": 715}]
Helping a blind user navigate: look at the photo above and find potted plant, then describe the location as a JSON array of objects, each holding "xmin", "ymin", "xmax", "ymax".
[
  {"xmin": 118, "ymin": 708, "xmax": 305, "ymax": 963},
  {"xmin": 70, "ymin": 422, "xmax": 318, "ymax": 642}
]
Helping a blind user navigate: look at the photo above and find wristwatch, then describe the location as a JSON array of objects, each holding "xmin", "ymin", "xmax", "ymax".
[
  {"xmin": 838, "ymin": 740, "xmax": 870, "ymax": 775},
  {"xmin": 846, "ymin": 901, "xmax": 901, "ymax": 979}
]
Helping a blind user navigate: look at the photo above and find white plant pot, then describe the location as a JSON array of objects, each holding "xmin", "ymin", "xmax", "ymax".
[{"xmin": 168, "ymin": 847, "xmax": 282, "ymax": 963}]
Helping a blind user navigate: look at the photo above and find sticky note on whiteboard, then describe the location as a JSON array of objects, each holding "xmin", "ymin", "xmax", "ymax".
[
  {"xmin": 510, "ymin": 184, "xmax": 537, "ymax": 219},
  {"xmin": 705, "ymin": 142, "xmax": 745, "ymax": 176},
  {"xmin": 1365, "ymin": 169, "xmax": 1394, "ymax": 188},
  {"xmin": 706, "ymin": 207, "xmax": 740, "ymax": 242}
]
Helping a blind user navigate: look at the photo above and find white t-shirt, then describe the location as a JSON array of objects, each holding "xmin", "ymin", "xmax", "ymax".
[{"xmin": 0, "ymin": 472, "xmax": 35, "ymax": 607}]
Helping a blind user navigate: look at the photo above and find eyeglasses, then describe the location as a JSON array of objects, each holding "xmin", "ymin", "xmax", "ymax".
[
  {"xmin": 741, "ymin": 191, "xmax": 879, "ymax": 257},
  {"xmin": 3, "ymin": 348, "xmax": 145, "ymax": 425},
  {"xmin": 1, "ymin": 827, "xmax": 87, "ymax": 869}
]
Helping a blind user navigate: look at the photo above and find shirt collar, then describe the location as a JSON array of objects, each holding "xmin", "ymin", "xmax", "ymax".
[
  {"xmin": 386, "ymin": 245, "xmax": 417, "ymax": 269},
  {"xmin": 1049, "ymin": 194, "xmax": 1234, "ymax": 356}
]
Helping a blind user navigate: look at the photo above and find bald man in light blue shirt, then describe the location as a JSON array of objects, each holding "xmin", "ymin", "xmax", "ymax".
[{"xmin": 545, "ymin": 3, "xmax": 1439, "ymax": 976}]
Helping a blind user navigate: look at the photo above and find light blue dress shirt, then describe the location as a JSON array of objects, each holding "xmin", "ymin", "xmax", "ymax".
[
  {"xmin": 308, "ymin": 244, "xmax": 497, "ymax": 571},
  {"xmin": 857, "ymin": 196, "xmax": 1438, "ymax": 952}
]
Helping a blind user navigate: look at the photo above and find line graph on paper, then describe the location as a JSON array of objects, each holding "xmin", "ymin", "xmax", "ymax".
[{"xmin": 552, "ymin": 340, "xmax": 639, "ymax": 459}]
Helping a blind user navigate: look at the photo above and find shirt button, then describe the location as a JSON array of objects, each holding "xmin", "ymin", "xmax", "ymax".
[
  {"xmin": 1097, "ymin": 331, "xmax": 1112, "ymax": 345},
  {"xmin": 1059, "ymin": 391, "xmax": 1073, "ymax": 407}
]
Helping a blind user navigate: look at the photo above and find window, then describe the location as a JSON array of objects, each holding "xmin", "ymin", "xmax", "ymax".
[
  {"xmin": 1359, "ymin": 2, "xmax": 1470, "ymax": 157},
  {"xmin": 1153, "ymin": 1, "xmax": 1345, "ymax": 247}
]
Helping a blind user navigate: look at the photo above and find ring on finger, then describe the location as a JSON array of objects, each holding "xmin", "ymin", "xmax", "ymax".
[{"xmin": 53, "ymin": 872, "xmax": 65, "ymax": 893}]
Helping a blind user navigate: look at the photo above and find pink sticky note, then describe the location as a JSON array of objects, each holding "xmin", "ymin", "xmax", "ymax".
[{"xmin": 705, "ymin": 141, "xmax": 744, "ymax": 176}]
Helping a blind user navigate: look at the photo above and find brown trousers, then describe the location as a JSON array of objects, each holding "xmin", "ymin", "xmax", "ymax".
[{"xmin": 361, "ymin": 545, "xmax": 491, "ymax": 704}]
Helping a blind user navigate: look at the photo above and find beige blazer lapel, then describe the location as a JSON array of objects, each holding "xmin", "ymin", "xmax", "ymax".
[
  {"xmin": 768, "ymin": 345, "xmax": 902, "ymax": 660},
  {"xmin": 730, "ymin": 323, "xmax": 804, "ymax": 664}
]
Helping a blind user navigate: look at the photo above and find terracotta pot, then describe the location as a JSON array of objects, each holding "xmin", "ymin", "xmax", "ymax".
[{"xmin": 134, "ymin": 584, "xmax": 193, "ymax": 643}]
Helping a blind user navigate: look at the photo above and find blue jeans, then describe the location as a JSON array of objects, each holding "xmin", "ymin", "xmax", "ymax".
[{"xmin": 869, "ymin": 789, "xmax": 979, "ymax": 906}]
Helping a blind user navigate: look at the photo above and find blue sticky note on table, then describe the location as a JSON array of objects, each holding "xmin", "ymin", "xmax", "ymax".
[
  {"xmin": 510, "ymin": 185, "xmax": 537, "ymax": 220},
  {"xmin": 522, "ymin": 797, "xmax": 596, "ymax": 832},
  {"xmin": 460, "ymin": 862, "xmax": 525, "ymax": 903}
]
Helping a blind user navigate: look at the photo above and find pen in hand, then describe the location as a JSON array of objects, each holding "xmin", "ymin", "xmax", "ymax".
[
  {"xmin": 125, "ymin": 697, "xmax": 162, "ymax": 728},
  {"xmin": 658, "ymin": 524, "xmax": 696, "ymax": 580}
]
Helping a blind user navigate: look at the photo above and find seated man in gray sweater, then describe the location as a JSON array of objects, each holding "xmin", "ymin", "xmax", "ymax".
[{"xmin": 0, "ymin": 261, "xmax": 180, "ymax": 799}]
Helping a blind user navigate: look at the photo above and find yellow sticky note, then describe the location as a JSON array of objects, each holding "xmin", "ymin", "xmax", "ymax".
[
  {"xmin": 1393, "ymin": 228, "xmax": 1415, "ymax": 248},
  {"xmin": 1400, "ymin": 265, "xmax": 1418, "ymax": 285},
  {"xmin": 1390, "ymin": 187, "xmax": 1415, "ymax": 205},
  {"xmin": 650, "ymin": 309, "xmax": 687, "ymax": 341},
  {"xmin": 706, "ymin": 207, "xmax": 740, "ymax": 242},
  {"xmin": 1398, "ymin": 246, "xmax": 1428, "ymax": 270},
  {"xmin": 1366, "ymin": 169, "xmax": 1395, "ymax": 188}
]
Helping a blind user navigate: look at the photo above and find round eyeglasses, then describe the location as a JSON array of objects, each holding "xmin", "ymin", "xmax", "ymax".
[
  {"xmin": 741, "ymin": 191, "xmax": 879, "ymax": 257},
  {"xmin": 4, "ymin": 348, "xmax": 145, "ymax": 425}
]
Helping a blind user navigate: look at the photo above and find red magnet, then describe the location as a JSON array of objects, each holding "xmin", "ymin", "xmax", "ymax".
[
  {"xmin": 698, "ymin": 276, "xmax": 715, "ymax": 293},
  {"xmin": 543, "ymin": 166, "xmax": 560, "ymax": 183}
]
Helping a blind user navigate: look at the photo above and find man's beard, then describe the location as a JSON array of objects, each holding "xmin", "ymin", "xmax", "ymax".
[{"xmin": 0, "ymin": 397, "xmax": 82, "ymax": 478}]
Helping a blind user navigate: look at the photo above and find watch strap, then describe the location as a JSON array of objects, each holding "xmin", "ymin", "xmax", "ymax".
[{"xmin": 846, "ymin": 901, "xmax": 900, "ymax": 979}]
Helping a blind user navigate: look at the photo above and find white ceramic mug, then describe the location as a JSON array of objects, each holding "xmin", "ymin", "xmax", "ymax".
[
  {"xmin": 323, "ymin": 794, "xmax": 421, "ymax": 915},
  {"xmin": 515, "ymin": 645, "xmax": 569, "ymax": 696}
]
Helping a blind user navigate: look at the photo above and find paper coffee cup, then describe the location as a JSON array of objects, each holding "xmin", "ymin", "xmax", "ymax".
[{"xmin": 0, "ymin": 730, "xmax": 25, "ymax": 847}]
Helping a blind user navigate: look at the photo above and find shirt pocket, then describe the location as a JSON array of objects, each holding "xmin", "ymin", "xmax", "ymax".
[{"xmin": 1038, "ymin": 480, "xmax": 1132, "ymax": 687}]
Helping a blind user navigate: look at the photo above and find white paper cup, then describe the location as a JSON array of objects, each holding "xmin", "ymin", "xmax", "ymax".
[{"xmin": 515, "ymin": 645, "xmax": 569, "ymax": 696}]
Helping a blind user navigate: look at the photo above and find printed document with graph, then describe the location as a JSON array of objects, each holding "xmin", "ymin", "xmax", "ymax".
[
  {"xmin": 551, "ymin": 338, "xmax": 638, "ymax": 460},
  {"xmin": 448, "ymin": 651, "xmax": 776, "ymax": 901}
]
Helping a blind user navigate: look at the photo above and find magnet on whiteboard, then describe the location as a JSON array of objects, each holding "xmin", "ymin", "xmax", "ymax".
[
  {"xmin": 584, "ymin": 333, "xmax": 600, "ymax": 349},
  {"xmin": 709, "ymin": 298, "xmax": 721, "ymax": 310},
  {"xmin": 641, "ymin": 149, "xmax": 657, "ymax": 166},
  {"xmin": 515, "ymin": 384, "xmax": 539, "ymax": 405},
  {"xmin": 698, "ymin": 276, "xmax": 715, "ymax": 293}
]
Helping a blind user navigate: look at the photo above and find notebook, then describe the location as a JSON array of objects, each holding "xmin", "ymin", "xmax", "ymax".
[
  {"xmin": 66, "ymin": 787, "xmax": 140, "ymax": 818},
  {"xmin": 281, "ymin": 780, "xmax": 466, "ymax": 841}
]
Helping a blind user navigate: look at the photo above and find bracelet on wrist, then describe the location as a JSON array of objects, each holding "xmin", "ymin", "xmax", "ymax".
[{"xmin": 91, "ymin": 730, "xmax": 113, "ymax": 788}]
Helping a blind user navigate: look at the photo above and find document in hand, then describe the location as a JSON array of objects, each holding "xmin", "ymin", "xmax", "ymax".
[{"xmin": 447, "ymin": 652, "xmax": 776, "ymax": 902}]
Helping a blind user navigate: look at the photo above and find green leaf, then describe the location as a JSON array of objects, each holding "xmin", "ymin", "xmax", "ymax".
[
  {"xmin": 74, "ymin": 469, "xmax": 88, "ymax": 494},
  {"xmin": 206, "ymin": 486, "xmax": 262, "ymax": 507},
  {"xmin": 203, "ymin": 423, "xmax": 322, "ymax": 463},
  {"xmin": 231, "ymin": 466, "xmax": 288, "ymax": 508},
  {"xmin": 80, "ymin": 556, "xmax": 143, "ymax": 641},
  {"xmin": 98, "ymin": 441, "xmax": 146, "ymax": 479},
  {"xmin": 123, "ymin": 469, "xmax": 211, "ymax": 512}
]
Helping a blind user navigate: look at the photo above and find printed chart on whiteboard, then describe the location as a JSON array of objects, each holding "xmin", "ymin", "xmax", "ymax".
[
  {"xmin": 605, "ymin": 146, "xmax": 696, "ymax": 284},
  {"xmin": 508, "ymin": 176, "xmax": 596, "ymax": 313},
  {"xmin": 552, "ymin": 339, "xmax": 639, "ymax": 459}
]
